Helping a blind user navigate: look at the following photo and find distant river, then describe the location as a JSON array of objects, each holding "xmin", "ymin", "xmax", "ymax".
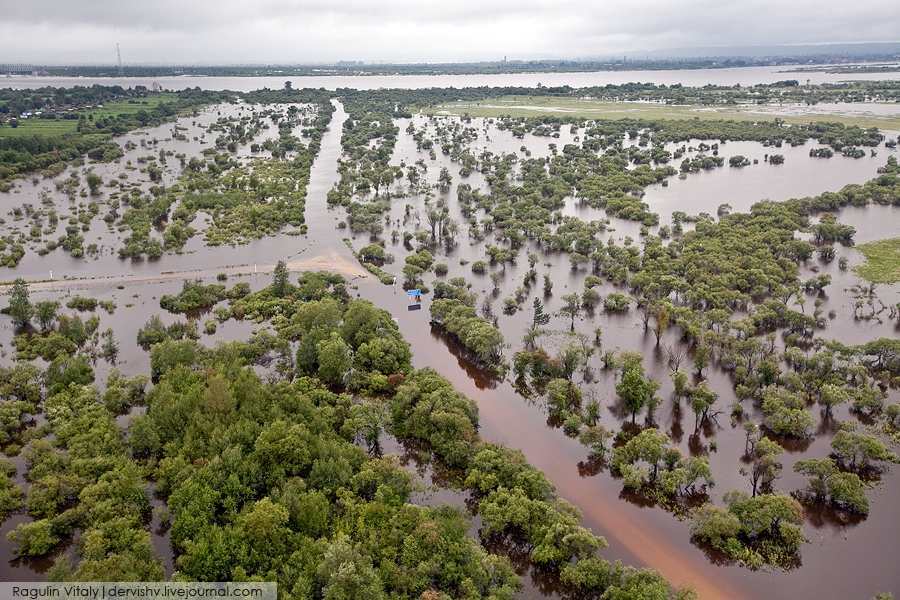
[{"xmin": 3, "ymin": 64, "xmax": 900, "ymax": 91}]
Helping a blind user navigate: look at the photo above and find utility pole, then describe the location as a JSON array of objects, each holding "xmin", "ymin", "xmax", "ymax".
[{"xmin": 116, "ymin": 43, "xmax": 123, "ymax": 76}]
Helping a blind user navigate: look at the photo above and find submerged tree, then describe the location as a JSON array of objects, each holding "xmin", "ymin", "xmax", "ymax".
[
  {"xmin": 742, "ymin": 436, "xmax": 783, "ymax": 497},
  {"xmin": 34, "ymin": 300, "xmax": 59, "ymax": 333},
  {"xmin": 560, "ymin": 293, "xmax": 581, "ymax": 331},
  {"xmin": 794, "ymin": 457, "xmax": 869, "ymax": 514},
  {"xmin": 7, "ymin": 278, "xmax": 32, "ymax": 328},
  {"xmin": 272, "ymin": 260, "xmax": 289, "ymax": 297},
  {"xmin": 616, "ymin": 364, "xmax": 660, "ymax": 424}
]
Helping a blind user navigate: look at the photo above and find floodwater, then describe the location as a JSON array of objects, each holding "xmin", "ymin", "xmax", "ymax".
[
  {"xmin": 4, "ymin": 63, "xmax": 900, "ymax": 92},
  {"xmin": 0, "ymin": 93, "xmax": 898, "ymax": 599},
  {"xmin": 346, "ymin": 111, "xmax": 900, "ymax": 599},
  {"xmin": 643, "ymin": 136, "xmax": 892, "ymax": 224},
  {"xmin": 1, "ymin": 102, "xmax": 340, "ymax": 281}
]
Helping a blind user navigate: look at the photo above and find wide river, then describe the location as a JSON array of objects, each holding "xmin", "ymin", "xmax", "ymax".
[{"xmin": 4, "ymin": 63, "xmax": 900, "ymax": 91}]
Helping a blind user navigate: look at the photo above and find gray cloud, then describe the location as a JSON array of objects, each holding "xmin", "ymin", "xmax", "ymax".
[{"xmin": 0, "ymin": 0, "xmax": 897, "ymax": 64}]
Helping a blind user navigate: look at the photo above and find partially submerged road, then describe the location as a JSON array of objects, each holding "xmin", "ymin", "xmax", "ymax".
[{"xmin": 0, "ymin": 251, "xmax": 369, "ymax": 294}]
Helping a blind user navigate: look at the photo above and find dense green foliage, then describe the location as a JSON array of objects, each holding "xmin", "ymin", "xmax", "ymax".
[
  {"xmin": 0, "ymin": 270, "xmax": 689, "ymax": 598},
  {"xmin": 691, "ymin": 492, "xmax": 804, "ymax": 570},
  {"xmin": 134, "ymin": 363, "xmax": 519, "ymax": 597},
  {"xmin": 430, "ymin": 298, "xmax": 504, "ymax": 370}
]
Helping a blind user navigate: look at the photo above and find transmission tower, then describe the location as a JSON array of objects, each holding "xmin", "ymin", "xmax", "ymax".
[{"xmin": 116, "ymin": 43, "xmax": 123, "ymax": 76}]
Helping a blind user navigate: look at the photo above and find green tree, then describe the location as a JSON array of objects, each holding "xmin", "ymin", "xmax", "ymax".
[
  {"xmin": 234, "ymin": 498, "xmax": 293, "ymax": 574},
  {"xmin": 0, "ymin": 472, "xmax": 22, "ymax": 521},
  {"xmin": 531, "ymin": 297, "xmax": 550, "ymax": 330},
  {"xmin": 794, "ymin": 457, "xmax": 869, "ymax": 514},
  {"xmin": 693, "ymin": 342, "xmax": 711, "ymax": 376},
  {"xmin": 831, "ymin": 428, "xmax": 897, "ymax": 471},
  {"xmin": 86, "ymin": 172, "xmax": 103, "ymax": 195},
  {"xmin": 437, "ymin": 167, "xmax": 452, "ymax": 192},
  {"xmin": 611, "ymin": 428, "xmax": 670, "ymax": 486},
  {"xmin": 272, "ymin": 260, "xmax": 289, "ymax": 297},
  {"xmin": 100, "ymin": 328, "xmax": 119, "ymax": 364},
  {"xmin": 560, "ymin": 293, "xmax": 581, "ymax": 331},
  {"xmin": 689, "ymin": 382, "xmax": 718, "ymax": 431},
  {"xmin": 794, "ymin": 457, "xmax": 836, "ymax": 500},
  {"xmin": 45, "ymin": 354, "xmax": 95, "ymax": 394},
  {"xmin": 762, "ymin": 387, "xmax": 813, "ymax": 438},
  {"xmin": 317, "ymin": 331, "xmax": 352, "ymax": 388},
  {"xmin": 824, "ymin": 471, "xmax": 869, "ymax": 515},
  {"xmin": 819, "ymin": 383, "xmax": 849, "ymax": 417},
  {"xmin": 725, "ymin": 491, "xmax": 803, "ymax": 545},
  {"xmin": 7, "ymin": 278, "xmax": 33, "ymax": 328},
  {"xmin": 546, "ymin": 378, "xmax": 581, "ymax": 415},
  {"xmin": 691, "ymin": 503, "xmax": 743, "ymax": 549},
  {"xmin": 672, "ymin": 370, "xmax": 689, "ymax": 398},
  {"xmin": 742, "ymin": 437, "xmax": 783, "ymax": 496},
  {"xmin": 616, "ymin": 365, "xmax": 659, "ymax": 424},
  {"xmin": 579, "ymin": 425, "xmax": 613, "ymax": 460},
  {"xmin": 651, "ymin": 301, "xmax": 671, "ymax": 345},
  {"xmin": 317, "ymin": 535, "xmax": 386, "ymax": 600},
  {"xmin": 34, "ymin": 300, "xmax": 59, "ymax": 333},
  {"xmin": 8, "ymin": 519, "xmax": 58, "ymax": 556}
]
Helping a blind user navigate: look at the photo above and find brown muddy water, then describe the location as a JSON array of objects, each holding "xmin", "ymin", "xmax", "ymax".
[
  {"xmin": 0, "ymin": 98, "xmax": 898, "ymax": 599},
  {"xmin": 351, "ymin": 110, "xmax": 899, "ymax": 599}
]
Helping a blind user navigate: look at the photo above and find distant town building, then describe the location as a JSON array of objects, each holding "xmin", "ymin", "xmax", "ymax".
[{"xmin": 1, "ymin": 64, "xmax": 35, "ymax": 75}]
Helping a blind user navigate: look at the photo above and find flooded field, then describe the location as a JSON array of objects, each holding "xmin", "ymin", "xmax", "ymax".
[
  {"xmin": 339, "ymin": 108, "xmax": 900, "ymax": 598},
  {"xmin": 0, "ymin": 92, "xmax": 898, "ymax": 599}
]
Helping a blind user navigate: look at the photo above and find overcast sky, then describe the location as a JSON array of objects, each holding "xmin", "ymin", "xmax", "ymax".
[{"xmin": 0, "ymin": 0, "xmax": 898, "ymax": 64}]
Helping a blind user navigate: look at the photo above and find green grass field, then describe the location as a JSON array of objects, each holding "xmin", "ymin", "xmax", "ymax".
[
  {"xmin": 426, "ymin": 95, "xmax": 900, "ymax": 130},
  {"xmin": 0, "ymin": 93, "xmax": 179, "ymax": 139},
  {"xmin": 854, "ymin": 238, "xmax": 900, "ymax": 284},
  {"xmin": 0, "ymin": 119, "xmax": 77, "ymax": 138},
  {"xmin": 85, "ymin": 93, "xmax": 178, "ymax": 118}
]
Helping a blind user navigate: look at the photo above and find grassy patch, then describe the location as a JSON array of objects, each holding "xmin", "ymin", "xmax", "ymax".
[
  {"xmin": 0, "ymin": 119, "xmax": 77, "ymax": 138},
  {"xmin": 85, "ymin": 94, "xmax": 178, "ymax": 118},
  {"xmin": 0, "ymin": 94, "xmax": 179, "ymax": 139},
  {"xmin": 854, "ymin": 238, "xmax": 900, "ymax": 284},
  {"xmin": 427, "ymin": 95, "xmax": 900, "ymax": 130}
]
